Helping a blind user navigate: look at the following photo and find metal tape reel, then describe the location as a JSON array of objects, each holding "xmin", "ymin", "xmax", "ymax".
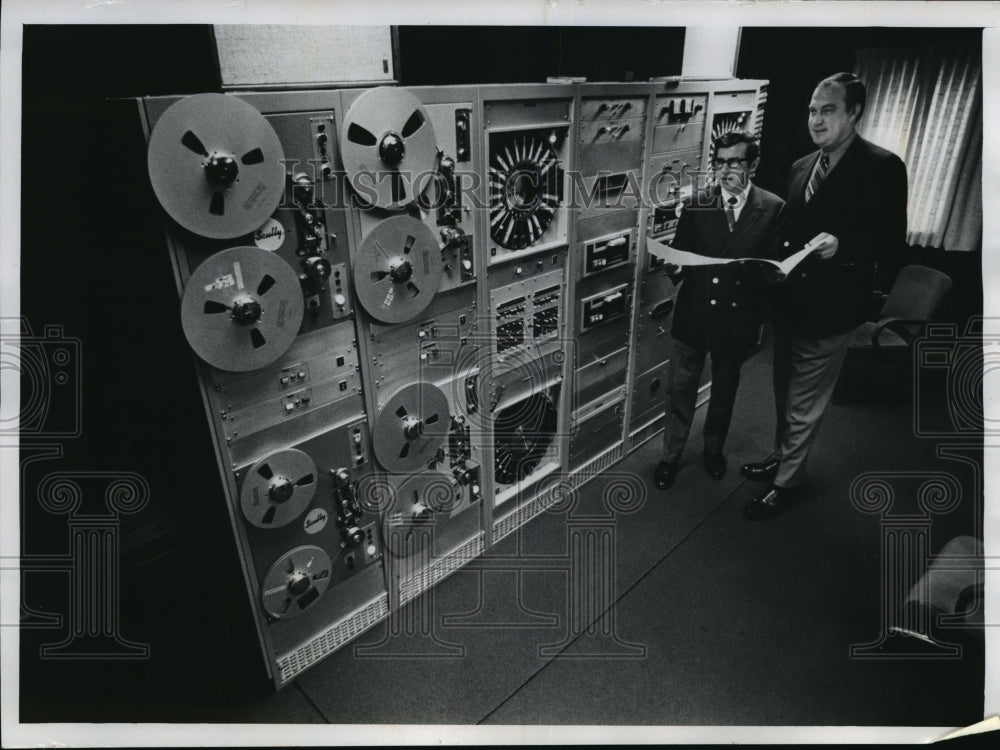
[
  {"xmin": 240, "ymin": 449, "xmax": 317, "ymax": 529},
  {"xmin": 341, "ymin": 87, "xmax": 437, "ymax": 210},
  {"xmin": 261, "ymin": 545, "xmax": 332, "ymax": 620},
  {"xmin": 180, "ymin": 246, "xmax": 303, "ymax": 372},
  {"xmin": 147, "ymin": 93, "xmax": 285, "ymax": 239},
  {"xmin": 383, "ymin": 470, "xmax": 457, "ymax": 558},
  {"xmin": 373, "ymin": 382, "xmax": 450, "ymax": 474},
  {"xmin": 352, "ymin": 216, "xmax": 443, "ymax": 324}
]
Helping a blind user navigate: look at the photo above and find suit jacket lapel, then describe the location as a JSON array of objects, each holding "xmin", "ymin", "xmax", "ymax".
[
  {"xmin": 797, "ymin": 137, "xmax": 864, "ymax": 214},
  {"xmin": 811, "ymin": 136, "xmax": 862, "ymax": 202},
  {"xmin": 787, "ymin": 153, "xmax": 817, "ymax": 215}
]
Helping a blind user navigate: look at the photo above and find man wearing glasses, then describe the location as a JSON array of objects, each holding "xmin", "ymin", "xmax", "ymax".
[
  {"xmin": 654, "ymin": 130, "xmax": 786, "ymax": 490},
  {"xmin": 740, "ymin": 72, "xmax": 908, "ymax": 519}
]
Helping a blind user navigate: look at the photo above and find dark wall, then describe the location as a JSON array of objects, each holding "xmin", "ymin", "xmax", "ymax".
[{"xmin": 398, "ymin": 26, "xmax": 684, "ymax": 85}]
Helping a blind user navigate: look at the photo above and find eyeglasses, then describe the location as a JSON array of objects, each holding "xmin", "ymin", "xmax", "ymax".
[{"xmin": 711, "ymin": 157, "xmax": 748, "ymax": 169}]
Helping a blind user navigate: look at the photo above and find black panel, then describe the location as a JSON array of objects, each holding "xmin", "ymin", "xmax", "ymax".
[{"xmin": 398, "ymin": 26, "xmax": 684, "ymax": 85}]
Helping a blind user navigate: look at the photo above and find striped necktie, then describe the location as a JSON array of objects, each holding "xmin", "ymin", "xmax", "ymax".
[
  {"xmin": 804, "ymin": 153, "xmax": 830, "ymax": 203},
  {"xmin": 724, "ymin": 195, "xmax": 737, "ymax": 231}
]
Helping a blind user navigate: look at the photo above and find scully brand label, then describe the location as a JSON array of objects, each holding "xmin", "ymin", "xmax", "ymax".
[
  {"xmin": 304, "ymin": 508, "xmax": 328, "ymax": 534},
  {"xmin": 253, "ymin": 218, "xmax": 286, "ymax": 251}
]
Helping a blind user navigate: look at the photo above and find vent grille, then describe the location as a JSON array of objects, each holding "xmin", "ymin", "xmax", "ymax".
[
  {"xmin": 276, "ymin": 594, "xmax": 389, "ymax": 685},
  {"xmin": 568, "ymin": 444, "xmax": 623, "ymax": 490},
  {"xmin": 493, "ymin": 484, "xmax": 563, "ymax": 543},
  {"xmin": 399, "ymin": 535, "xmax": 485, "ymax": 605},
  {"xmin": 627, "ymin": 419, "xmax": 664, "ymax": 452}
]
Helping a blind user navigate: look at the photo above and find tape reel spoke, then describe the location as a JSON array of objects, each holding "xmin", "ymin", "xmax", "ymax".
[
  {"xmin": 373, "ymin": 383, "xmax": 451, "ymax": 473},
  {"xmin": 181, "ymin": 246, "xmax": 303, "ymax": 372},
  {"xmin": 353, "ymin": 216, "xmax": 443, "ymax": 324},
  {"xmin": 341, "ymin": 87, "xmax": 437, "ymax": 210},
  {"xmin": 240, "ymin": 449, "xmax": 318, "ymax": 529},
  {"xmin": 148, "ymin": 93, "xmax": 285, "ymax": 239},
  {"xmin": 262, "ymin": 545, "xmax": 332, "ymax": 619}
]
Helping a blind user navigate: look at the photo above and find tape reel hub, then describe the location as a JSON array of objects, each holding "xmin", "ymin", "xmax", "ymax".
[
  {"xmin": 401, "ymin": 414, "xmax": 424, "ymax": 440},
  {"xmin": 231, "ymin": 296, "xmax": 263, "ymax": 326},
  {"xmin": 379, "ymin": 132, "xmax": 406, "ymax": 166},
  {"xmin": 204, "ymin": 153, "xmax": 239, "ymax": 186},
  {"xmin": 390, "ymin": 259, "xmax": 413, "ymax": 284},
  {"xmin": 267, "ymin": 476, "xmax": 295, "ymax": 504},
  {"xmin": 287, "ymin": 571, "xmax": 311, "ymax": 597}
]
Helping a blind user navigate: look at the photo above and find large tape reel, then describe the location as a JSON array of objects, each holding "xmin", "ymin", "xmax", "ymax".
[
  {"xmin": 373, "ymin": 382, "xmax": 450, "ymax": 474},
  {"xmin": 352, "ymin": 216, "xmax": 443, "ymax": 324},
  {"xmin": 383, "ymin": 470, "xmax": 457, "ymax": 558},
  {"xmin": 148, "ymin": 93, "xmax": 285, "ymax": 239},
  {"xmin": 181, "ymin": 246, "xmax": 303, "ymax": 372},
  {"xmin": 240, "ymin": 449, "xmax": 317, "ymax": 529},
  {"xmin": 261, "ymin": 545, "xmax": 332, "ymax": 619},
  {"xmin": 341, "ymin": 87, "xmax": 437, "ymax": 210}
]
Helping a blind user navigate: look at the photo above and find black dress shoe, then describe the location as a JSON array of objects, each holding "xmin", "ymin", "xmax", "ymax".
[
  {"xmin": 740, "ymin": 457, "xmax": 780, "ymax": 482},
  {"xmin": 703, "ymin": 452, "xmax": 727, "ymax": 480},
  {"xmin": 654, "ymin": 460, "xmax": 678, "ymax": 490},
  {"xmin": 743, "ymin": 485, "xmax": 796, "ymax": 520}
]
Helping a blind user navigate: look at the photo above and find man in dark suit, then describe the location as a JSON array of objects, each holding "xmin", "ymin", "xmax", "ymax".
[
  {"xmin": 741, "ymin": 72, "xmax": 908, "ymax": 518},
  {"xmin": 654, "ymin": 131, "xmax": 785, "ymax": 490}
]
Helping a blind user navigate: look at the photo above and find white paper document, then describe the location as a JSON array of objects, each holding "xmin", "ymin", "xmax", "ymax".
[{"xmin": 647, "ymin": 236, "xmax": 816, "ymax": 276}]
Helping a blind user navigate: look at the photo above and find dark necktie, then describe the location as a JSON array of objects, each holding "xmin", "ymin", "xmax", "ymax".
[
  {"xmin": 724, "ymin": 195, "xmax": 738, "ymax": 232},
  {"xmin": 805, "ymin": 153, "xmax": 830, "ymax": 203}
]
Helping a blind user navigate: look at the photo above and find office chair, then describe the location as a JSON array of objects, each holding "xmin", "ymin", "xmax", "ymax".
[{"xmin": 833, "ymin": 264, "xmax": 953, "ymax": 403}]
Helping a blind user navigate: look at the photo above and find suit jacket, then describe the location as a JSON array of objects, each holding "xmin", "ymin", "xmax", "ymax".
[
  {"xmin": 774, "ymin": 135, "xmax": 908, "ymax": 336},
  {"xmin": 670, "ymin": 184, "xmax": 786, "ymax": 354}
]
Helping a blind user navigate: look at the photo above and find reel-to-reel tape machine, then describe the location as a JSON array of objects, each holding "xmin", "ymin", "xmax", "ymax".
[{"xmin": 141, "ymin": 76, "xmax": 768, "ymax": 687}]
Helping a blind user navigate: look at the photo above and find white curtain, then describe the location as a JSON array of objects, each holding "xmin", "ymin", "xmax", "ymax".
[{"xmin": 855, "ymin": 48, "xmax": 982, "ymax": 251}]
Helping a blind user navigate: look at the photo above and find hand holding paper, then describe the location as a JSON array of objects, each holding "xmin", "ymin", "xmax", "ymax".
[
  {"xmin": 803, "ymin": 232, "xmax": 838, "ymax": 259},
  {"xmin": 647, "ymin": 236, "xmax": 819, "ymax": 278}
]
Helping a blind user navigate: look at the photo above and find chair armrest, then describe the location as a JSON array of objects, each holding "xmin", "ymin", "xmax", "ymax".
[{"xmin": 870, "ymin": 316, "xmax": 930, "ymax": 354}]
